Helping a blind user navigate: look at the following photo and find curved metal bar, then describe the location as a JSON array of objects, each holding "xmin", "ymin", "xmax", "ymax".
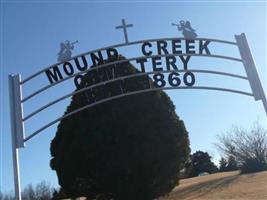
[
  {"xmin": 190, "ymin": 70, "xmax": 248, "ymax": 80},
  {"xmin": 20, "ymin": 37, "xmax": 238, "ymax": 84},
  {"xmin": 21, "ymin": 53, "xmax": 243, "ymax": 103},
  {"xmin": 24, "ymin": 86, "xmax": 253, "ymax": 142},
  {"xmin": 22, "ymin": 69, "xmax": 248, "ymax": 121}
]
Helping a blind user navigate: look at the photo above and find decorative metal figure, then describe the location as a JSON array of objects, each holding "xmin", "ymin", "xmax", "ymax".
[
  {"xmin": 172, "ymin": 20, "xmax": 197, "ymax": 39},
  {"xmin": 57, "ymin": 40, "xmax": 78, "ymax": 62}
]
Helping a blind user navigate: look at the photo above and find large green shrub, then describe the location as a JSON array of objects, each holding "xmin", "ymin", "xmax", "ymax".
[{"xmin": 50, "ymin": 56, "xmax": 190, "ymax": 200}]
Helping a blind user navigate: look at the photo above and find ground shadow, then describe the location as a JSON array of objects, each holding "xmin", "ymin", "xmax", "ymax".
[{"xmin": 169, "ymin": 174, "xmax": 239, "ymax": 200}]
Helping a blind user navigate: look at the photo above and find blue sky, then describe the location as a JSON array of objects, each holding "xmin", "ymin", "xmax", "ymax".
[{"xmin": 1, "ymin": 0, "xmax": 266, "ymax": 194}]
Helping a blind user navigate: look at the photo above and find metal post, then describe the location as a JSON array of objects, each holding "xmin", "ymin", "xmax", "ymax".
[
  {"xmin": 11, "ymin": 149, "xmax": 21, "ymax": 200},
  {"xmin": 235, "ymin": 33, "xmax": 267, "ymax": 116},
  {"xmin": 9, "ymin": 74, "xmax": 24, "ymax": 200}
]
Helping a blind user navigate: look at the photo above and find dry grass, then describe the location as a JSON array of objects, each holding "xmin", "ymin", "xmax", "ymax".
[
  {"xmin": 66, "ymin": 171, "xmax": 267, "ymax": 200},
  {"xmin": 159, "ymin": 171, "xmax": 267, "ymax": 200}
]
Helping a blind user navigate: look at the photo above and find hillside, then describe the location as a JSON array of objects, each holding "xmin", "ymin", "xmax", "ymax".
[
  {"xmin": 68, "ymin": 171, "xmax": 267, "ymax": 200},
  {"xmin": 160, "ymin": 171, "xmax": 267, "ymax": 200}
]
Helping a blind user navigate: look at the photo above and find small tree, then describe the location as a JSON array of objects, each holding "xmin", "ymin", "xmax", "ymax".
[
  {"xmin": 216, "ymin": 122, "xmax": 267, "ymax": 173},
  {"xmin": 187, "ymin": 151, "xmax": 218, "ymax": 177},
  {"xmin": 219, "ymin": 156, "xmax": 239, "ymax": 172},
  {"xmin": 219, "ymin": 157, "xmax": 228, "ymax": 172}
]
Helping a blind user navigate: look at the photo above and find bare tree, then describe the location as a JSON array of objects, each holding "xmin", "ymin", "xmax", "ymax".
[
  {"xmin": 216, "ymin": 121, "xmax": 267, "ymax": 173},
  {"xmin": 21, "ymin": 181, "xmax": 54, "ymax": 200},
  {"xmin": 0, "ymin": 192, "xmax": 15, "ymax": 200},
  {"xmin": 1, "ymin": 181, "xmax": 54, "ymax": 200},
  {"xmin": 22, "ymin": 184, "xmax": 35, "ymax": 200},
  {"xmin": 35, "ymin": 181, "xmax": 53, "ymax": 200}
]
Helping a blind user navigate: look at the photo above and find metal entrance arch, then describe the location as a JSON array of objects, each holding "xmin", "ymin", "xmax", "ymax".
[{"xmin": 8, "ymin": 33, "xmax": 266, "ymax": 200}]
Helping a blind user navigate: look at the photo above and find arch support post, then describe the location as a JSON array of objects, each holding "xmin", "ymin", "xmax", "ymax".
[
  {"xmin": 235, "ymin": 33, "xmax": 267, "ymax": 116},
  {"xmin": 9, "ymin": 74, "xmax": 25, "ymax": 200}
]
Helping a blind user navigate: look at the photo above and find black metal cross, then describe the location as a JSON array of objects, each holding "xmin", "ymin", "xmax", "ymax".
[{"xmin": 115, "ymin": 19, "xmax": 133, "ymax": 44}]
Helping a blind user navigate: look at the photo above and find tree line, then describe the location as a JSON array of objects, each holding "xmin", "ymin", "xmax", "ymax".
[{"xmin": 0, "ymin": 181, "xmax": 53, "ymax": 200}]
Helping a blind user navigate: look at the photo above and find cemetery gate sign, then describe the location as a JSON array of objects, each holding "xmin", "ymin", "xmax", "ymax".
[{"xmin": 8, "ymin": 19, "xmax": 266, "ymax": 200}]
